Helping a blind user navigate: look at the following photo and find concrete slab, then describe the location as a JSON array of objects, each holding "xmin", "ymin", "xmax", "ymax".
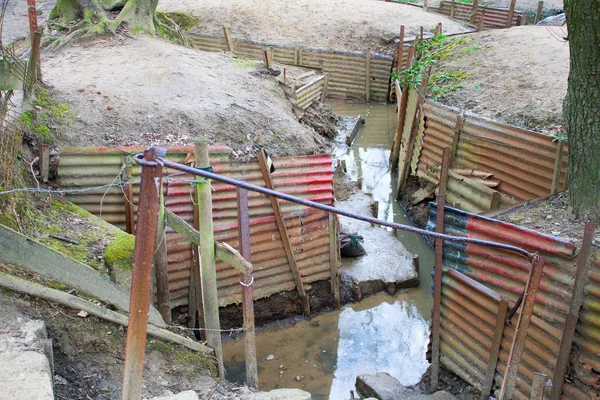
[
  {"xmin": 240, "ymin": 388, "xmax": 311, "ymax": 400},
  {"xmin": 337, "ymin": 190, "xmax": 418, "ymax": 297},
  {"xmin": 0, "ymin": 294, "xmax": 54, "ymax": 400},
  {"xmin": 150, "ymin": 390, "xmax": 199, "ymax": 400}
]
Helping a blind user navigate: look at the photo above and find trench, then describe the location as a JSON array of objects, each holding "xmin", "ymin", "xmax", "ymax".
[{"xmin": 222, "ymin": 103, "xmax": 436, "ymax": 399}]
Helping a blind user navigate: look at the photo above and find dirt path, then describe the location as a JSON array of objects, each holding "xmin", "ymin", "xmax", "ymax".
[
  {"xmin": 157, "ymin": 0, "xmax": 470, "ymax": 54},
  {"xmin": 436, "ymin": 25, "xmax": 569, "ymax": 130},
  {"xmin": 42, "ymin": 36, "xmax": 326, "ymax": 158}
]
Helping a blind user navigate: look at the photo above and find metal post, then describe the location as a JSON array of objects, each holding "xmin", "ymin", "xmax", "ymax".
[
  {"xmin": 499, "ymin": 256, "xmax": 546, "ymax": 400},
  {"xmin": 123, "ymin": 158, "xmax": 136, "ymax": 235},
  {"xmin": 237, "ymin": 187, "xmax": 258, "ymax": 388},
  {"xmin": 329, "ymin": 213, "xmax": 341, "ymax": 309},
  {"xmin": 431, "ymin": 146, "xmax": 451, "ymax": 391},
  {"xmin": 195, "ymin": 138, "xmax": 225, "ymax": 379},
  {"xmin": 154, "ymin": 186, "xmax": 171, "ymax": 324},
  {"xmin": 121, "ymin": 147, "xmax": 165, "ymax": 400}
]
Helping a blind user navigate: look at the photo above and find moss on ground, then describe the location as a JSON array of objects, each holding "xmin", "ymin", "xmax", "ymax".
[
  {"xmin": 148, "ymin": 339, "xmax": 217, "ymax": 379},
  {"xmin": 20, "ymin": 89, "xmax": 73, "ymax": 145},
  {"xmin": 104, "ymin": 232, "xmax": 135, "ymax": 271}
]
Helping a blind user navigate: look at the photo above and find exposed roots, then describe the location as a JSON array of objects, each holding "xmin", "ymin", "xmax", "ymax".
[{"xmin": 46, "ymin": 15, "xmax": 117, "ymax": 51}]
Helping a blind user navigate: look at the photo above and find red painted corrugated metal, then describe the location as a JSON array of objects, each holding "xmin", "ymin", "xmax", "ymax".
[{"xmin": 57, "ymin": 146, "xmax": 335, "ymax": 308}]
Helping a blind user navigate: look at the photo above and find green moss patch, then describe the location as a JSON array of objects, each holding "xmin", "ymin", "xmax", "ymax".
[
  {"xmin": 148, "ymin": 339, "xmax": 217, "ymax": 379},
  {"xmin": 104, "ymin": 232, "xmax": 135, "ymax": 270},
  {"xmin": 21, "ymin": 89, "xmax": 73, "ymax": 144}
]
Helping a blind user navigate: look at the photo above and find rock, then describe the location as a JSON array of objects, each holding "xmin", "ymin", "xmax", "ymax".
[
  {"xmin": 266, "ymin": 354, "xmax": 275, "ymax": 360},
  {"xmin": 150, "ymin": 390, "xmax": 199, "ymax": 400},
  {"xmin": 355, "ymin": 372, "xmax": 418, "ymax": 400},
  {"xmin": 240, "ymin": 388, "xmax": 312, "ymax": 400},
  {"xmin": 537, "ymin": 13, "xmax": 566, "ymax": 26},
  {"xmin": 405, "ymin": 390, "xmax": 458, "ymax": 400}
]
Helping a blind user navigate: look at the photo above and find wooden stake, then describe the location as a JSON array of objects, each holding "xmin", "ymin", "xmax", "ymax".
[
  {"xmin": 506, "ymin": 0, "xmax": 517, "ymax": 28},
  {"xmin": 321, "ymin": 74, "xmax": 330, "ymax": 102},
  {"xmin": 123, "ymin": 158, "xmax": 136, "ymax": 235},
  {"xmin": 154, "ymin": 187, "xmax": 171, "ymax": 324},
  {"xmin": 222, "ymin": 27, "xmax": 235, "ymax": 52},
  {"xmin": 257, "ymin": 149, "xmax": 310, "ymax": 315},
  {"xmin": 420, "ymin": 26, "xmax": 424, "ymax": 41},
  {"xmin": 190, "ymin": 185, "xmax": 205, "ymax": 338},
  {"xmin": 195, "ymin": 138, "xmax": 224, "ymax": 379},
  {"xmin": 397, "ymin": 25, "xmax": 405, "ymax": 72},
  {"xmin": 535, "ymin": 1, "xmax": 544, "ymax": 23},
  {"xmin": 551, "ymin": 140, "xmax": 565, "ymax": 194},
  {"xmin": 39, "ymin": 145, "xmax": 49, "ymax": 183},
  {"xmin": 470, "ymin": 0, "xmax": 479, "ymax": 23},
  {"xmin": 329, "ymin": 213, "xmax": 341, "ymax": 309},
  {"xmin": 531, "ymin": 372, "xmax": 548, "ymax": 400},
  {"xmin": 365, "ymin": 48, "xmax": 371, "ymax": 103},
  {"xmin": 450, "ymin": 0, "xmax": 456, "ymax": 18},
  {"xmin": 423, "ymin": 0, "xmax": 428, "ymax": 12},
  {"xmin": 449, "ymin": 113, "xmax": 463, "ymax": 166},
  {"xmin": 477, "ymin": 14, "xmax": 485, "ymax": 31},
  {"xmin": 264, "ymin": 47, "xmax": 274, "ymax": 69}
]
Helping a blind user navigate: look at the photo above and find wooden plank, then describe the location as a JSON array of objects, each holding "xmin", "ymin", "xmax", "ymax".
[
  {"xmin": 257, "ymin": 149, "xmax": 310, "ymax": 315},
  {"xmin": 535, "ymin": 1, "xmax": 544, "ymax": 23},
  {"xmin": 39, "ymin": 145, "xmax": 49, "ymax": 183},
  {"xmin": 470, "ymin": 0, "xmax": 479, "ymax": 23},
  {"xmin": 195, "ymin": 138, "xmax": 224, "ymax": 379},
  {"xmin": 0, "ymin": 223, "xmax": 165, "ymax": 327},
  {"xmin": 397, "ymin": 26, "xmax": 405, "ymax": 72},
  {"xmin": 365, "ymin": 48, "xmax": 371, "ymax": 103},
  {"xmin": 154, "ymin": 187, "xmax": 171, "ymax": 324},
  {"xmin": 329, "ymin": 213, "xmax": 341, "ymax": 309},
  {"xmin": 123, "ymin": 158, "xmax": 136, "ymax": 235},
  {"xmin": 321, "ymin": 74, "xmax": 330, "ymax": 102},
  {"xmin": 550, "ymin": 141, "xmax": 565, "ymax": 194},
  {"xmin": 190, "ymin": 184, "xmax": 205, "ymax": 337},
  {"xmin": 264, "ymin": 47, "xmax": 273, "ymax": 69},
  {"xmin": 346, "ymin": 115, "xmax": 363, "ymax": 146},
  {"xmin": 449, "ymin": 113, "xmax": 463, "ymax": 166}
]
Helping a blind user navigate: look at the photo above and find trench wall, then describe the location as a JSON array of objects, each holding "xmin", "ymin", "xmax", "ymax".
[
  {"xmin": 428, "ymin": 206, "xmax": 600, "ymax": 400},
  {"xmin": 430, "ymin": 1, "xmax": 521, "ymax": 29},
  {"xmin": 57, "ymin": 146, "xmax": 337, "ymax": 308},
  {"xmin": 186, "ymin": 31, "xmax": 402, "ymax": 103}
]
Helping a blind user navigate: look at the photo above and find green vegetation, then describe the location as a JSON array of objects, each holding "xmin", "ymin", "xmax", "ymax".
[
  {"xmin": 148, "ymin": 340, "xmax": 217, "ymax": 378},
  {"xmin": 155, "ymin": 11, "xmax": 200, "ymax": 45},
  {"xmin": 21, "ymin": 89, "xmax": 73, "ymax": 144},
  {"xmin": 392, "ymin": 34, "xmax": 476, "ymax": 101},
  {"xmin": 104, "ymin": 232, "xmax": 135, "ymax": 271}
]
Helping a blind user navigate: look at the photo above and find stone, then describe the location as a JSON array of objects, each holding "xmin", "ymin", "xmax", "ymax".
[
  {"xmin": 355, "ymin": 372, "xmax": 419, "ymax": 400},
  {"xmin": 405, "ymin": 390, "xmax": 458, "ymax": 400},
  {"xmin": 150, "ymin": 390, "xmax": 199, "ymax": 400},
  {"xmin": 536, "ymin": 13, "xmax": 566, "ymax": 26},
  {"xmin": 240, "ymin": 388, "xmax": 312, "ymax": 400}
]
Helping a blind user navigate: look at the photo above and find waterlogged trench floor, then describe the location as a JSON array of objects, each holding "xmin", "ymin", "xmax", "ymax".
[{"xmin": 223, "ymin": 103, "xmax": 435, "ymax": 399}]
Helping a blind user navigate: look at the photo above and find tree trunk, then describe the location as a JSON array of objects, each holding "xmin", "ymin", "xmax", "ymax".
[
  {"xmin": 114, "ymin": 0, "xmax": 159, "ymax": 34},
  {"xmin": 563, "ymin": 0, "xmax": 600, "ymax": 222},
  {"xmin": 49, "ymin": 0, "xmax": 80, "ymax": 23}
]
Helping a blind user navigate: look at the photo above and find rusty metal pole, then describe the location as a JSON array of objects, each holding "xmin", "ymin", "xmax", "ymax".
[
  {"xmin": 499, "ymin": 255, "xmax": 546, "ymax": 400},
  {"xmin": 431, "ymin": 146, "xmax": 451, "ymax": 391},
  {"xmin": 237, "ymin": 186, "xmax": 258, "ymax": 388},
  {"xmin": 122, "ymin": 147, "xmax": 165, "ymax": 400}
]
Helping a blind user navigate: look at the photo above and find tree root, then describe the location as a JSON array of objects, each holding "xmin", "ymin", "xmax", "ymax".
[{"xmin": 46, "ymin": 14, "xmax": 117, "ymax": 51}]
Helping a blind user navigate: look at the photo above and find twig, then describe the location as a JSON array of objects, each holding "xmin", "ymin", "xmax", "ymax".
[{"xmin": 49, "ymin": 234, "xmax": 80, "ymax": 245}]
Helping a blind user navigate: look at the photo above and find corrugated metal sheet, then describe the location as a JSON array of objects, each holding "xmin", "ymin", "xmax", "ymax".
[
  {"xmin": 432, "ymin": 2, "xmax": 521, "ymax": 29},
  {"xmin": 428, "ymin": 205, "xmax": 577, "ymax": 399},
  {"xmin": 186, "ymin": 32, "xmax": 394, "ymax": 102},
  {"xmin": 568, "ymin": 244, "xmax": 600, "ymax": 400},
  {"xmin": 396, "ymin": 87, "xmax": 420, "ymax": 177},
  {"xmin": 414, "ymin": 100, "xmax": 568, "ymax": 203},
  {"xmin": 57, "ymin": 146, "xmax": 335, "ymax": 308},
  {"xmin": 295, "ymin": 75, "xmax": 327, "ymax": 109}
]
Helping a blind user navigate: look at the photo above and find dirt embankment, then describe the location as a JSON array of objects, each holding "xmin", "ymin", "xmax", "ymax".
[
  {"xmin": 435, "ymin": 25, "xmax": 569, "ymax": 131},
  {"xmin": 41, "ymin": 36, "xmax": 327, "ymax": 158},
  {"xmin": 157, "ymin": 0, "xmax": 470, "ymax": 54}
]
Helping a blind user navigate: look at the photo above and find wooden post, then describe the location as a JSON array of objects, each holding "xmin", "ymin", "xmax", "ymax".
[
  {"xmin": 257, "ymin": 149, "xmax": 310, "ymax": 315},
  {"xmin": 449, "ymin": 113, "xmax": 463, "ymax": 166},
  {"xmin": 549, "ymin": 223, "xmax": 596, "ymax": 400},
  {"xmin": 329, "ymin": 213, "xmax": 341, "ymax": 309},
  {"xmin": 264, "ymin": 47, "xmax": 274, "ymax": 69},
  {"xmin": 436, "ymin": 22, "xmax": 442, "ymax": 36},
  {"xmin": 189, "ymin": 185, "xmax": 206, "ymax": 338},
  {"xmin": 39, "ymin": 145, "xmax": 49, "ymax": 183},
  {"xmin": 195, "ymin": 139, "xmax": 224, "ymax": 379},
  {"xmin": 397, "ymin": 25, "xmax": 405, "ymax": 72},
  {"xmin": 294, "ymin": 48, "xmax": 300, "ymax": 65},
  {"xmin": 477, "ymin": 14, "xmax": 485, "ymax": 31},
  {"xmin": 420, "ymin": 26, "xmax": 424, "ymax": 41},
  {"xmin": 123, "ymin": 157, "xmax": 136, "ymax": 235},
  {"xmin": 391, "ymin": 45, "xmax": 415, "ymax": 172},
  {"xmin": 531, "ymin": 372, "xmax": 548, "ymax": 400},
  {"xmin": 321, "ymin": 75, "xmax": 330, "ymax": 102},
  {"xmin": 550, "ymin": 141, "xmax": 565, "ymax": 194},
  {"xmin": 499, "ymin": 256, "xmax": 545, "ymax": 400},
  {"xmin": 423, "ymin": 0, "xmax": 428, "ymax": 12},
  {"xmin": 365, "ymin": 48, "xmax": 371, "ymax": 103},
  {"xmin": 431, "ymin": 146, "xmax": 451, "ymax": 391},
  {"xmin": 490, "ymin": 191, "xmax": 501, "ymax": 211},
  {"xmin": 480, "ymin": 298, "xmax": 508, "ymax": 400},
  {"xmin": 450, "ymin": 0, "xmax": 456, "ymax": 18},
  {"xmin": 222, "ymin": 27, "xmax": 235, "ymax": 52},
  {"xmin": 506, "ymin": 0, "xmax": 517, "ymax": 28},
  {"xmin": 470, "ymin": 0, "xmax": 479, "ymax": 23},
  {"xmin": 237, "ymin": 187, "xmax": 258, "ymax": 389},
  {"xmin": 154, "ymin": 187, "xmax": 171, "ymax": 324},
  {"xmin": 535, "ymin": 1, "xmax": 544, "ymax": 23}
]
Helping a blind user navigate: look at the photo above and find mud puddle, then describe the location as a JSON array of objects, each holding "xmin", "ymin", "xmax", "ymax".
[{"xmin": 222, "ymin": 103, "xmax": 434, "ymax": 399}]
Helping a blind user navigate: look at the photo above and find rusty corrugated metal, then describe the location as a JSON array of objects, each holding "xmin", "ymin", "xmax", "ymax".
[
  {"xmin": 428, "ymin": 205, "xmax": 577, "ymax": 399},
  {"xmin": 57, "ymin": 146, "xmax": 335, "ymax": 308},
  {"xmin": 433, "ymin": 2, "xmax": 521, "ymax": 29},
  {"xmin": 414, "ymin": 100, "xmax": 568, "ymax": 204},
  {"xmin": 186, "ymin": 32, "xmax": 394, "ymax": 102}
]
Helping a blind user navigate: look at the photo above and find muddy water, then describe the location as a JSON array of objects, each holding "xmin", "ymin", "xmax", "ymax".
[{"xmin": 222, "ymin": 103, "xmax": 435, "ymax": 399}]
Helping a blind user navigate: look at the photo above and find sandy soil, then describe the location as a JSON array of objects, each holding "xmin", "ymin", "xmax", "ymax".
[
  {"xmin": 157, "ymin": 0, "xmax": 470, "ymax": 54},
  {"xmin": 42, "ymin": 36, "xmax": 326, "ymax": 158},
  {"xmin": 436, "ymin": 25, "xmax": 569, "ymax": 130}
]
